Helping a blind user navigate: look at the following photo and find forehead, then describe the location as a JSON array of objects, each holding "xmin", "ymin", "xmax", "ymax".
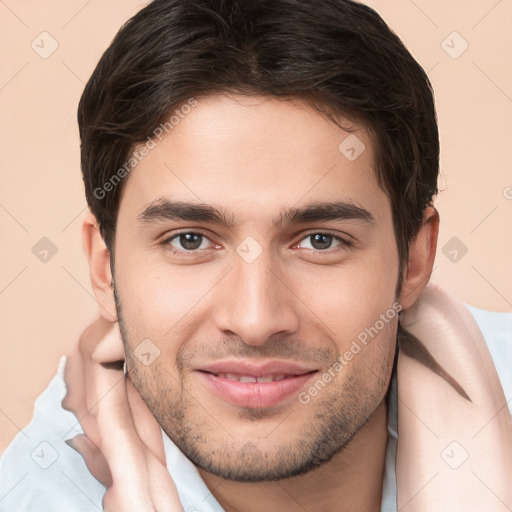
[{"xmin": 118, "ymin": 94, "xmax": 390, "ymax": 227}]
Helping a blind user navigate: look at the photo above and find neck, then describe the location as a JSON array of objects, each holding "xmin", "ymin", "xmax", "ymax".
[{"xmin": 198, "ymin": 400, "xmax": 389, "ymax": 512}]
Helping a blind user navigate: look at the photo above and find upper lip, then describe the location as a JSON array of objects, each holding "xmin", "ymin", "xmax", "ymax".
[{"xmin": 196, "ymin": 360, "xmax": 318, "ymax": 377}]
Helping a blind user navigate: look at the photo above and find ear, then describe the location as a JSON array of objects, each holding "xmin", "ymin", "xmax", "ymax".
[
  {"xmin": 82, "ymin": 211, "xmax": 117, "ymax": 321},
  {"xmin": 398, "ymin": 206, "xmax": 439, "ymax": 310}
]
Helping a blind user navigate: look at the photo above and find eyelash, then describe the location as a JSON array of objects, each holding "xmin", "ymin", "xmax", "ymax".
[{"xmin": 159, "ymin": 230, "xmax": 353, "ymax": 257}]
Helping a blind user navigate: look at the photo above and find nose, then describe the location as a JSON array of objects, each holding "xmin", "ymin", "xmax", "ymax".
[{"xmin": 213, "ymin": 250, "xmax": 300, "ymax": 346}]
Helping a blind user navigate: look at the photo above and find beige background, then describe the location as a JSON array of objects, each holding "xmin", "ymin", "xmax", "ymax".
[{"xmin": 1, "ymin": 0, "xmax": 511, "ymax": 454}]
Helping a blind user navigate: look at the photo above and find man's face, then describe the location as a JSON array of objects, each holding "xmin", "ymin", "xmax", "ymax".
[{"xmin": 113, "ymin": 94, "xmax": 400, "ymax": 481}]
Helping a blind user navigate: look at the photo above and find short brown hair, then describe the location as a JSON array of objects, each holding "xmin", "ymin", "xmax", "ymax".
[{"xmin": 78, "ymin": 0, "xmax": 439, "ymax": 292}]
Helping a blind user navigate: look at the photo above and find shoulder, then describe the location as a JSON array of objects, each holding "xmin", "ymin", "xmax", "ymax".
[
  {"xmin": 0, "ymin": 357, "xmax": 105, "ymax": 512},
  {"xmin": 465, "ymin": 303, "xmax": 512, "ymax": 416}
]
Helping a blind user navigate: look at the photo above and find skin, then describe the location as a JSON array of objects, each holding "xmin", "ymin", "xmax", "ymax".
[{"xmin": 84, "ymin": 93, "xmax": 438, "ymax": 511}]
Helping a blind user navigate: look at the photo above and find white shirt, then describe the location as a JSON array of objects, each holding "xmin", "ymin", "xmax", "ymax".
[{"xmin": 0, "ymin": 304, "xmax": 510, "ymax": 512}]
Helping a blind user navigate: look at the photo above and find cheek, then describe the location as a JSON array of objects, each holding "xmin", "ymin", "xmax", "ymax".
[
  {"xmin": 115, "ymin": 256, "xmax": 226, "ymax": 339},
  {"xmin": 291, "ymin": 255, "xmax": 399, "ymax": 340}
]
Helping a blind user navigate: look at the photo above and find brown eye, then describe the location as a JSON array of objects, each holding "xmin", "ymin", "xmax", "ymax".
[
  {"xmin": 163, "ymin": 232, "xmax": 215, "ymax": 254},
  {"xmin": 176, "ymin": 233, "xmax": 203, "ymax": 250},
  {"xmin": 298, "ymin": 232, "xmax": 351, "ymax": 252},
  {"xmin": 309, "ymin": 233, "xmax": 334, "ymax": 250}
]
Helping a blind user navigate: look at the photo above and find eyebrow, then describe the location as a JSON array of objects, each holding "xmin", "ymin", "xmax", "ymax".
[{"xmin": 137, "ymin": 198, "xmax": 375, "ymax": 229}]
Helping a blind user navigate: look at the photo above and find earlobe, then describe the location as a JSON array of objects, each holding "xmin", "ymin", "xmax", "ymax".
[
  {"xmin": 82, "ymin": 212, "xmax": 117, "ymax": 321},
  {"xmin": 398, "ymin": 206, "xmax": 439, "ymax": 310}
]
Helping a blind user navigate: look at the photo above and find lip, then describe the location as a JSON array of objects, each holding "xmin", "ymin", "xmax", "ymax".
[{"xmin": 195, "ymin": 360, "xmax": 318, "ymax": 408}]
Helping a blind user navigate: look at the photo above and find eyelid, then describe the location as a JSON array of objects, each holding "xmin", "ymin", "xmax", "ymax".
[
  {"xmin": 293, "ymin": 230, "xmax": 354, "ymax": 251},
  {"xmin": 297, "ymin": 229, "xmax": 355, "ymax": 243},
  {"xmin": 160, "ymin": 229, "xmax": 220, "ymax": 250}
]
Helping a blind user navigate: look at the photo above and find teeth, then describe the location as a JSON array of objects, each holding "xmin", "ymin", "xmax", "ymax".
[
  {"xmin": 217, "ymin": 373, "xmax": 289, "ymax": 383},
  {"xmin": 256, "ymin": 375, "xmax": 274, "ymax": 383},
  {"xmin": 239, "ymin": 375, "xmax": 257, "ymax": 383}
]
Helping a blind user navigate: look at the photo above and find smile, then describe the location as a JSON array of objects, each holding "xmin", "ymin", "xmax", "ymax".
[
  {"xmin": 214, "ymin": 373, "xmax": 289, "ymax": 383},
  {"xmin": 196, "ymin": 369, "xmax": 318, "ymax": 408}
]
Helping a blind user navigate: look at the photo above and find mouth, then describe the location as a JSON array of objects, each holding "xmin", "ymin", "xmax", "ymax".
[
  {"xmin": 210, "ymin": 372, "xmax": 296, "ymax": 383},
  {"xmin": 194, "ymin": 361, "xmax": 318, "ymax": 408}
]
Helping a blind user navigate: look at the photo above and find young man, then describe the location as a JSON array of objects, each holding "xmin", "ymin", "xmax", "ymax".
[{"xmin": 1, "ymin": 1, "xmax": 511, "ymax": 511}]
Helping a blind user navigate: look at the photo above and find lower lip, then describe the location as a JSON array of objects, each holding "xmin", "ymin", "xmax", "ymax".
[{"xmin": 196, "ymin": 371, "xmax": 317, "ymax": 408}]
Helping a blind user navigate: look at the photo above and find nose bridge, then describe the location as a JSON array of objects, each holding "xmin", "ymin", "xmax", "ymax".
[{"xmin": 214, "ymin": 245, "xmax": 299, "ymax": 345}]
